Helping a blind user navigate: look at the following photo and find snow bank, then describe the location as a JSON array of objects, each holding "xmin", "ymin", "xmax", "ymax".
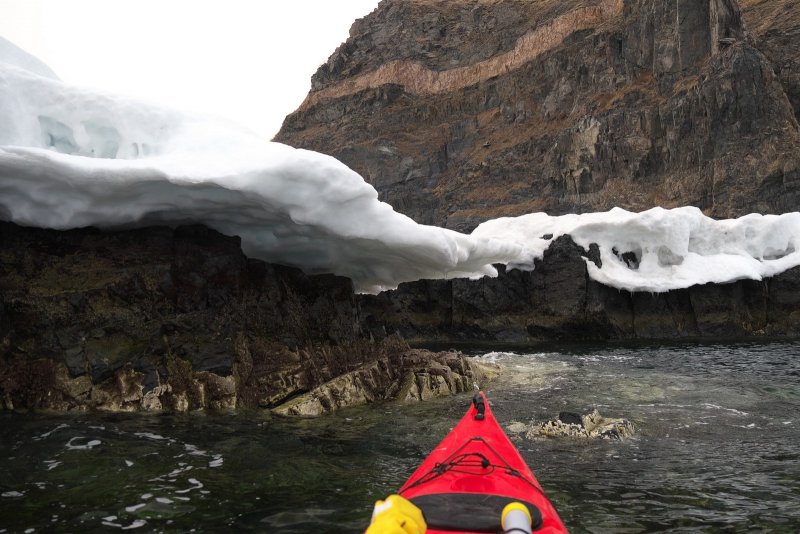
[
  {"xmin": 2, "ymin": 49, "xmax": 800, "ymax": 294},
  {"xmin": 0, "ymin": 60, "xmax": 520, "ymax": 293}
]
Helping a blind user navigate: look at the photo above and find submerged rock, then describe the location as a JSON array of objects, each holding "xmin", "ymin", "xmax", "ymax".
[{"xmin": 525, "ymin": 409, "xmax": 635, "ymax": 440}]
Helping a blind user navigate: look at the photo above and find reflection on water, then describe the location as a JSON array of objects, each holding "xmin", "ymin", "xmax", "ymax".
[{"xmin": 1, "ymin": 341, "xmax": 799, "ymax": 533}]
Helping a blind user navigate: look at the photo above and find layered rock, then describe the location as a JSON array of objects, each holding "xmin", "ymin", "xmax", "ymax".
[
  {"xmin": 272, "ymin": 349, "xmax": 495, "ymax": 416},
  {"xmin": 0, "ymin": 222, "xmax": 481, "ymax": 413},
  {"xmin": 276, "ymin": 0, "xmax": 800, "ymax": 231}
]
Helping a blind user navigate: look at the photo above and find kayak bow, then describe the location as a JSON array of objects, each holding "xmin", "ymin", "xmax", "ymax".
[{"xmin": 398, "ymin": 392, "xmax": 568, "ymax": 533}]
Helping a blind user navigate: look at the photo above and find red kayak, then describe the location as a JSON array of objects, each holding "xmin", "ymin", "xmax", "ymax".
[{"xmin": 398, "ymin": 392, "xmax": 568, "ymax": 533}]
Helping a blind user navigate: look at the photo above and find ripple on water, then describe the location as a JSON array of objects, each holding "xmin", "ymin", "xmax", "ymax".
[
  {"xmin": 101, "ymin": 517, "xmax": 147, "ymax": 530},
  {"xmin": 65, "ymin": 437, "xmax": 102, "ymax": 450},
  {"xmin": 0, "ymin": 415, "xmax": 231, "ymax": 532}
]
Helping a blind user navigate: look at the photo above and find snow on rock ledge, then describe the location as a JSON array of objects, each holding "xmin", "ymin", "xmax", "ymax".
[{"xmin": 473, "ymin": 207, "xmax": 800, "ymax": 293}]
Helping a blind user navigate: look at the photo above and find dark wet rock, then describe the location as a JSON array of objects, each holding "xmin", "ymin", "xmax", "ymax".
[
  {"xmin": 0, "ymin": 222, "xmax": 475, "ymax": 414},
  {"xmin": 359, "ymin": 235, "xmax": 614, "ymax": 343},
  {"xmin": 359, "ymin": 234, "xmax": 800, "ymax": 342},
  {"xmin": 558, "ymin": 411, "xmax": 584, "ymax": 426},
  {"xmin": 4, "ymin": 218, "xmax": 800, "ymax": 416}
]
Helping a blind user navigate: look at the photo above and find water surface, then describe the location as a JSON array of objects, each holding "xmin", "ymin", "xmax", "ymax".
[{"xmin": 1, "ymin": 341, "xmax": 798, "ymax": 532}]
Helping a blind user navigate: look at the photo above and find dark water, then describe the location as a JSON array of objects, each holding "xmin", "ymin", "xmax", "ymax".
[{"xmin": 1, "ymin": 342, "xmax": 799, "ymax": 533}]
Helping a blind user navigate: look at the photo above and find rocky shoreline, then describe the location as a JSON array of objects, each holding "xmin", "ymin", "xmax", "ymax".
[
  {"xmin": 0, "ymin": 222, "xmax": 492, "ymax": 414},
  {"xmin": 2, "ymin": 221, "xmax": 799, "ymax": 415},
  {"xmin": 0, "ymin": 338, "xmax": 492, "ymax": 415}
]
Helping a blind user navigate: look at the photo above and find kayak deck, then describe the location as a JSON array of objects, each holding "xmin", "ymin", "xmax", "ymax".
[{"xmin": 398, "ymin": 392, "xmax": 567, "ymax": 533}]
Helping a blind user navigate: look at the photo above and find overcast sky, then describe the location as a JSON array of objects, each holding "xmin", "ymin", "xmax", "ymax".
[{"xmin": 0, "ymin": 0, "xmax": 380, "ymax": 139}]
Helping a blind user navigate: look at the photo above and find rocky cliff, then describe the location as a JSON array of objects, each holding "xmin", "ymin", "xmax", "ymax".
[
  {"xmin": 0, "ymin": 222, "xmax": 486, "ymax": 413},
  {"xmin": 6, "ymin": 0, "xmax": 800, "ymax": 413},
  {"xmin": 3, "ymin": 221, "xmax": 799, "ymax": 413},
  {"xmin": 741, "ymin": 0, "xmax": 800, "ymax": 121},
  {"xmin": 359, "ymin": 235, "xmax": 800, "ymax": 343},
  {"xmin": 276, "ymin": 0, "xmax": 800, "ymax": 231}
]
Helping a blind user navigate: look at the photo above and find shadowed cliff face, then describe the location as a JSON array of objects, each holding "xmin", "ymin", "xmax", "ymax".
[
  {"xmin": 358, "ymin": 235, "xmax": 800, "ymax": 343},
  {"xmin": 276, "ymin": 0, "xmax": 800, "ymax": 231},
  {"xmin": 0, "ymin": 223, "xmax": 484, "ymax": 413}
]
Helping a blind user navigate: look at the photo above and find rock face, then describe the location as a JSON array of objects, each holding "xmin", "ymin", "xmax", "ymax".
[
  {"xmin": 0, "ymin": 222, "xmax": 481, "ymax": 413},
  {"xmin": 3, "ymin": 220, "xmax": 800, "ymax": 413},
  {"xmin": 741, "ymin": 0, "xmax": 800, "ymax": 122},
  {"xmin": 276, "ymin": 0, "xmax": 800, "ymax": 231},
  {"xmin": 6, "ymin": 1, "xmax": 800, "ymax": 412},
  {"xmin": 359, "ymin": 235, "xmax": 800, "ymax": 342}
]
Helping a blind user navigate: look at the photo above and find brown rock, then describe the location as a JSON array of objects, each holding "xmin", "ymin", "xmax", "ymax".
[
  {"xmin": 276, "ymin": 0, "xmax": 800, "ymax": 230},
  {"xmin": 741, "ymin": 0, "xmax": 800, "ymax": 121},
  {"xmin": 528, "ymin": 409, "xmax": 636, "ymax": 440}
]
